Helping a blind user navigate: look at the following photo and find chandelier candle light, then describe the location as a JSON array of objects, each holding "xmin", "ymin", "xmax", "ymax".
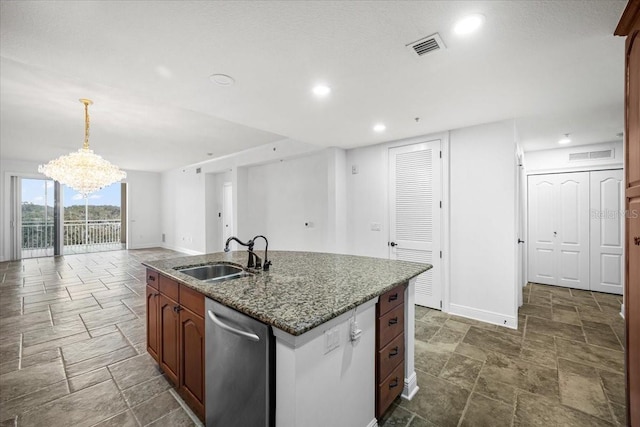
[{"xmin": 38, "ymin": 99, "xmax": 126, "ymax": 197}]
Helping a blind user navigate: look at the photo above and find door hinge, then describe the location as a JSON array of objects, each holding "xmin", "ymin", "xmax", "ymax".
[
  {"xmin": 439, "ymin": 201, "xmax": 442, "ymax": 208},
  {"xmin": 440, "ymin": 301, "xmax": 442, "ymax": 309},
  {"xmin": 439, "ymin": 151, "xmax": 442, "ymax": 158},
  {"xmin": 439, "ymin": 251, "xmax": 442, "ymax": 258}
]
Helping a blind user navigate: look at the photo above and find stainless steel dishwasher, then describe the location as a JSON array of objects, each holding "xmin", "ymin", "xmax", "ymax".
[{"xmin": 205, "ymin": 298, "xmax": 275, "ymax": 427}]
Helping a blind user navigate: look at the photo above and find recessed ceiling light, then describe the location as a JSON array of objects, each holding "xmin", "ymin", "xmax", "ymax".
[
  {"xmin": 312, "ymin": 85, "xmax": 331, "ymax": 97},
  {"xmin": 453, "ymin": 14, "xmax": 485, "ymax": 36},
  {"xmin": 558, "ymin": 134, "xmax": 571, "ymax": 145},
  {"xmin": 209, "ymin": 74, "xmax": 235, "ymax": 86},
  {"xmin": 373, "ymin": 123, "xmax": 386, "ymax": 132}
]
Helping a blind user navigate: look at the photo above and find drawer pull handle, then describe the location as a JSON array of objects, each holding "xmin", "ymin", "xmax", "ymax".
[
  {"xmin": 148, "ymin": 276, "xmax": 156, "ymax": 281},
  {"xmin": 389, "ymin": 378, "xmax": 399, "ymax": 389},
  {"xmin": 389, "ymin": 346, "xmax": 399, "ymax": 357},
  {"xmin": 388, "ymin": 317, "xmax": 398, "ymax": 325},
  {"xmin": 173, "ymin": 305, "xmax": 183, "ymax": 313},
  {"xmin": 388, "ymin": 293, "xmax": 398, "ymax": 302}
]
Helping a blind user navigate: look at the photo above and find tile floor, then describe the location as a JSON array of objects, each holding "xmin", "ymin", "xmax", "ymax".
[
  {"xmin": 0, "ymin": 248, "xmax": 201, "ymax": 426},
  {"xmin": 0, "ymin": 249, "xmax": 627, "ymax": 426},
  {"xmin": 381, "ymin": 283, "xmax": 627, "ymax": 427}
]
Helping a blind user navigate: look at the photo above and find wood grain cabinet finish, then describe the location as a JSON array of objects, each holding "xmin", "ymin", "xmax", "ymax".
[
  {"xmin": 159, "ymin": 293, "xmax": 180, "ymax": 386},
  {"xmin": 375, "ymin": 283, "xmax": 406, "ymax": 419},
  {"xmin": 615, "ymin": 2, "xmax": 640, "ymax": 424},
  {"xmin": 146, "ymin": 269, "xmax": 205, "ymax": 421},
  {"xmin": 145, "ymin": 285, "xmax": 160, "ymax": 362},
  {"xmin": 179, "ymin": 306, "xmax": 205, "ymax": 419}
]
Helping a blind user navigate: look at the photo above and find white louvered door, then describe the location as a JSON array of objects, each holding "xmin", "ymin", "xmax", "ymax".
[{"xmin": 389, "ymin": 141, "xmax": 441, "ymax": 308}]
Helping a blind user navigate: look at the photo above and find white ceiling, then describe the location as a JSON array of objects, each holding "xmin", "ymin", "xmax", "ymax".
[{"xmin": 0, "ymin": 1, "xmax": 627, "ymax": 172}]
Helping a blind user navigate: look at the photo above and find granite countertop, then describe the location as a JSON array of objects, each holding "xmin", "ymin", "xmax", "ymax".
[{"xmin": 143, "ymin": 251, "xmax": 431, "ymax": 336}]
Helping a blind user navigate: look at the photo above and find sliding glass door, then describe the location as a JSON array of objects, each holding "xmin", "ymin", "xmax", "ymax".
[
  {"xmin": 10, "ymin": 176, "xmax": 127, "ymax": 260},
  {"xmin": 19, "ymin": 178, "xmax": 57, "ymax": 258}
]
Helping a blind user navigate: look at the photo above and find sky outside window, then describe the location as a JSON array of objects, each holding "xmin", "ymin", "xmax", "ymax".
[{"xmin": 21, "ymin": 179, "xmax": 121, "ymax": 207}]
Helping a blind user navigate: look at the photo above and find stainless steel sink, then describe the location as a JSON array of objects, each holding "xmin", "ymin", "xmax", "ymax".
[{"xmin": 176, "ymin": 264, "xmax": 252, "ymax": 283}]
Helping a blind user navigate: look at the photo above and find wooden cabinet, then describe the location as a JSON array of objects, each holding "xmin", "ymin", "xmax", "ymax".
[
  {"xmin": 375, "ymin": 283, "xmax": 406, "ymax": 419},
  {"xmin": 615, "ymin": 3, "xmax": 640, "ymax": 424},
  {"xmin": 159, "ymin": 293, "xmax": 180, "ymax": 385},
  {"xmin": 145, "ymin": 286, "xmax": 160, "ymax": 362},
  {"xmin": 146, "ymin": 269, "xmax": 205, "ymax": 421}
]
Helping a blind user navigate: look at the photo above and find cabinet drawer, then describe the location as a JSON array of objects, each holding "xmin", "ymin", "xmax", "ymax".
[
  {"xmin": 159, "ymin": 275, "xmax": 179, "ymax": 301},
  {"xmin": 180, "ymin": 285, "xmax": 204, "ymax": 317},
  {"xmin": 376, "ymin": 361, "xmax": 404, "ymax": 418},
  {"xmin": 377, "ymin": 304, "xmax": 404, "ymax": 348},
  {"xmin": 147, "ymin": 269, "xmax": 159, "ymax": 289},
  {"xmin": 378, "ymin": 284, "xmax": 404, "ymax": 316},
  {"xmin": 377, "ymin": 333, "xmax": 404, "ymax": 381}
]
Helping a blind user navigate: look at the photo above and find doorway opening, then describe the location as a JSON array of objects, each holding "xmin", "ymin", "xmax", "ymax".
[
  {"xmin": 11, "ymin": 176, "xmax": 126, "ymax": 260},
  {"xmin": 62, "ymin": 182, "xmax": 126, "ymax": 254}
]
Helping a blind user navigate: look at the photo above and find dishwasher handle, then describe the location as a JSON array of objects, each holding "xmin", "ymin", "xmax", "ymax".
[{"xmin": 207, "ymin": 310, "xmax": 260, "ymax": 342}]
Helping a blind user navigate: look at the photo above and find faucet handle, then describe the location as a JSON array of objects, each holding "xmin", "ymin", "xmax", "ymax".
[{"xmin": 263, "ymin": 260, "xmax": 272, "ymax": 271}]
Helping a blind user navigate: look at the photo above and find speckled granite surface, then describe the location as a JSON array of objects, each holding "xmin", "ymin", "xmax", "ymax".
[{"xmin": 143, "ymin": 251, "xmax": 431, "ymax": 336}]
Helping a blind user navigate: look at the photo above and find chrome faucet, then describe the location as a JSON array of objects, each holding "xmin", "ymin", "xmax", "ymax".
[{"xmin": 224, "ymin": 235, "xmax": 271, "ymax": 271}]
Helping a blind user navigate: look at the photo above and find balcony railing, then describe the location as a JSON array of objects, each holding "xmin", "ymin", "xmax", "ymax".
[{"xmin": 22, "ymin": 219, "xmax": 122, "ymax": 249}]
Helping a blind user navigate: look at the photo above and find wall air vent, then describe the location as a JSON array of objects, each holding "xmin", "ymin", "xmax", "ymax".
[
  {"xmin": 196, "ymin": 168, "xmax": 202, "ymax": 174},
  {"xmin": 406, "ymin": 33, "xmax": 446, "ymax": 57},
  {"xmin": 569, "ymin": 149, "xmax": 614, "ymax": 162}
]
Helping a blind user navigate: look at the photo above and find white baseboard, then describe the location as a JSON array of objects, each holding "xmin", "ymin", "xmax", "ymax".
[
  {"xmin": 160, "ymin": 243, "xmax": 204, "ymax": 255},
  {"xmin": 448, "ymin": 303, "xmax": 517, "ymax": 329},
  {"xmin": 401, "ymin": 371, "xmax": 419, "ymax": 400},
  {"xmin": 365, "ymin": 418, "xmax": 378, "ymax": 427},
  {"xmin": 127, "ymin": 242, "xmax": 163, "ymax": 250}
]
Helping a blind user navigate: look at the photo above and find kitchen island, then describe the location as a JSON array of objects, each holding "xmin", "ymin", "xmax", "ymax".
[{"xmin": 144, "ymin": 251, "xmax": 431, "ymax": 427}]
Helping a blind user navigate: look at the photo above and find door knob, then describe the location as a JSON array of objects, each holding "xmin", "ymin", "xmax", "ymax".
[
  {"xmin": 553, "ymin": 231, "xmax": 557, "ymax": 237},
  {"xmin": 389, "ymin": 242, "xmax": 397, "ymax": 247}
]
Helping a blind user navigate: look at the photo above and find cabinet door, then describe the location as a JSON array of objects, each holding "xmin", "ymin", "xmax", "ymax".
[
  {"xmin": 146, "ymin": 286, "xmax": 160, "ymax": 362},
  {"xmin": 159, "ymin": 294, "xmax": 180, "ymax": 385},
  {"xmin": 179, "ymin": 308, "xmax": 205, "ymax": 420}
]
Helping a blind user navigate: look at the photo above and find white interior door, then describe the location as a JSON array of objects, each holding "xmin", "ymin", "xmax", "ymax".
[
  {"xmin": 589, "ymin": 169, "xmax": 624, "ymax": 294},
  {"xmin": 222, "ymin": 182, "xmax": 234, "ymax": 249},
  {"xmin": 528, "ymin": 175, "xmax": 557, "ymax": 285},
  {"xmin": 389, "ymin": 140, "xmax": 441, "ymax": 309},
  {"xmin": 527, "ymin": 172, "xmax": 590, "ymax": 289},
  {"xmin": 556, "ymin": 173, "xmax": 590, "ymax": 289}
]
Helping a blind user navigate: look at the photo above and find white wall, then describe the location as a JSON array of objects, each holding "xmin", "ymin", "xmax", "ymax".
[
  {"xmin": 160, "ymin": 166, "xmax": 206, "ymax": 254},
  {"xmin": 449, "ymin": 120, "xmax": 518, "ymax": 327},
  {"xmin": 159, "ymin": 139, "xmax": 346, "ymax": 255},
  {"xmin": 345, "ymin": 123, "xmax": 518, "ymax": 328},
  {"xmin": 125, "ymin": 170, "xmax": 163, "ymax": 249},
  {"xmin": 0, "ymin": 158, "xmax": 161, "ymax": 260},
  {"xmin": 524, "ymin": 141, "xmax": 623, "ymax": 173}
]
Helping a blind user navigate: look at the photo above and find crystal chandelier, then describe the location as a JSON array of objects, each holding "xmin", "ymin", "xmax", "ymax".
[{"xmin": 38, "ymin": 99, "xmax": 126, "ymax": 197}]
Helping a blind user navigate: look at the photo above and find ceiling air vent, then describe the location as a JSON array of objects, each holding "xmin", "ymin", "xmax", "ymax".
[
  {"xmin": 569, "ymin": 149, "xmax": 614, "ymax": 162},
  {"xmin": 406, "ymin": 33, "xmax": 446, "ymax": 57}
]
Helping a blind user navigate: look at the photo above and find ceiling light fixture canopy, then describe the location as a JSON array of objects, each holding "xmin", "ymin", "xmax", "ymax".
[
  {"xmin": 312, "ymin": 84, "xmax": 331, "ymax": 97},
  {"xmin": 454, "ymin": 14, "xmax": 485, "ymax": 35},
  {"xmin": 373, "ymin": 123, "xmax": 386, "ymax": 132},
  {"xmin": 38, "ymin": 98, "xmax": 126, "ymax": 197},
  {"xmin": 558, "ymin": 133, "xmax": 572, "ymax": 144}
]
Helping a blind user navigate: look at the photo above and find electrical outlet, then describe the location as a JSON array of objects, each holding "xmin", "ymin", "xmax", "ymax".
[
  {"xmin": 370, "ymin": 222, "xmax": 381, "ymax": 231},
  {"xmin": 324, "ymin": 328, "xmax": 340, "ymax": 354},
  {"xmin": 352, "ymin": 165, "xmax": 359, "ymax": 174}
]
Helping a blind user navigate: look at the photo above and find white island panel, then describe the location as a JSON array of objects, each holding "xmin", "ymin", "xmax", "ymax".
[{"xmin": 274, "ymin": 299, "xmax": 377, "ymax": 427}]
